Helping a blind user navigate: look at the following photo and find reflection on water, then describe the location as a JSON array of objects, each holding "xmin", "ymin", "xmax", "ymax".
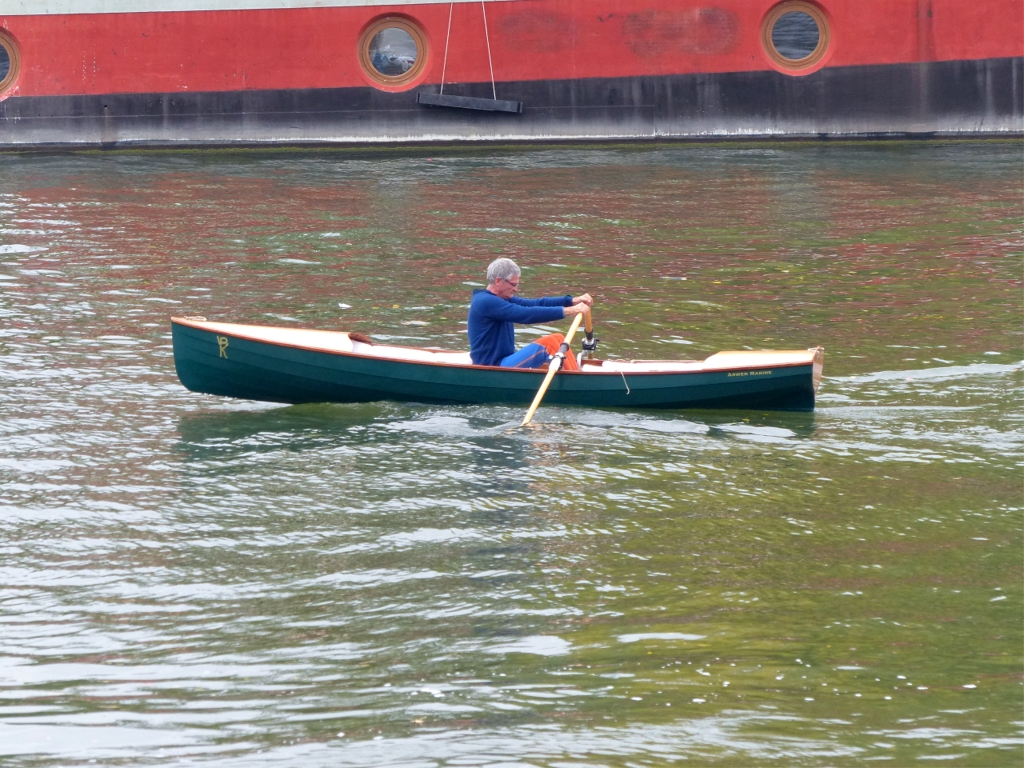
[{"xmin": 0, "ymin": 143, "xmax": 1021, "ymax": 766}]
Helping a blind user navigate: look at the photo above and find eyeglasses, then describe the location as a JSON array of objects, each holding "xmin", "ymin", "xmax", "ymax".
[{"xmin": 501, "ymin": 277, "xmax": 520, "ymax": 287}]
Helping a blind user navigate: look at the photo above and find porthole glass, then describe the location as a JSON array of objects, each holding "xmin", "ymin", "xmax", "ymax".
[
  {"xmin": 359, "ymin": 18, "xmax": 428, "ymax": 90},
  {"xmin": 0, "ymin": 30, "xmax": 20, "ymax": 97},
  {"xmin": 369, "ymin": 28, "xmax": 417, "ymax": 77},
  {"xmin": 772, "ymin": 12, "xmax": 819, "ymax": 60},
  {"xmin": 762, "ymin": 2, "xmax": 829, "ymax": 73}
]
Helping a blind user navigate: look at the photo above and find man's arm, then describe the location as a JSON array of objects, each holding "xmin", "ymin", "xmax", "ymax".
[
  {"xmin": 480, "ymin": 292, "xmax": 567, "ymax": 323},
  {"xmin": 513, "ymin": 293, "xmax": 592, "ymax": 308},
  {"xmin": 510, "ymin": 295, "xmax": 573, "ymax": 308}
]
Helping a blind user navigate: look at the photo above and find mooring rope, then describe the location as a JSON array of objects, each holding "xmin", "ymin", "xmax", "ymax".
[
  {"xmin": 439, "ymin": 2, "xmax": 454, "ymax": 96},
  {"xmin": 481, "ymin": 0, "xmax": 497, "ymax": 100}
]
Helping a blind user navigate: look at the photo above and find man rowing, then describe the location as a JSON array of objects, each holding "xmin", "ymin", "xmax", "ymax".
[{"xmin": 468, "ymin": 257, "xmax": 593, "ymax": 369}]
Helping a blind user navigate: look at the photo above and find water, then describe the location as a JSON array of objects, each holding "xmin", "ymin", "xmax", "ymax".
[{"xmin": 0, "ymin": 142, "xmax": 1021, "ymax": 766}]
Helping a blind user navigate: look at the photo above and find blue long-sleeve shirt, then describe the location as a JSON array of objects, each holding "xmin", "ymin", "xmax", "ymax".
[{"xmin": 467, "ymin": 289, "xmax": 572, "ymax": 366}]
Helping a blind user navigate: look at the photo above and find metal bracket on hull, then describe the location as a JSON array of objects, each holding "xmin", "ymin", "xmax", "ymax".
[{"xmin": 417, "ymin": 92, "xmax": 523, "ymax": 113}]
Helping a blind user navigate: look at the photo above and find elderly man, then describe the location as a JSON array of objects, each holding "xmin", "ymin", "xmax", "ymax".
[{"xmin": 468, "ymin": 257, "xmax": 593, "ymax": 369}]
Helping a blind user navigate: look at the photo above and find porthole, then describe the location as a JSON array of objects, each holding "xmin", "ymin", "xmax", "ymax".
[
  {"xmin": 0, "ymin": 30, "xmax": 21, "ymax": 98},
  {"xmin": 359, "ymin": 17, "xmax": 428, "ymax": 90},
  {"xmin": 762, "ymin": 2, "xmax": 830, "ymax": 73}
]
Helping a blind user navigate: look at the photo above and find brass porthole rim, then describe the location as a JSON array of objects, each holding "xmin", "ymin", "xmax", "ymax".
[
  {"xmin": 762, "ymin": 1, "xmax": 830, "ymax": 72},
  {"xmin": 0, "ymin": 29, "xmax": 22, "ymax": 97},
  {"xmin": 358, "ymin": 16, "xmax": 428, "ymax": 91}
]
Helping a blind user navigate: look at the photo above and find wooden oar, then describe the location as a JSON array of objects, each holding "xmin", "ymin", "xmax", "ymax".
[{"xmin": 521, "ymin": 311, "xmax": 586, "ymax": 427}]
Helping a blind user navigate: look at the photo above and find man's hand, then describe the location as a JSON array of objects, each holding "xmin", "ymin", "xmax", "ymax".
[
  {"xmin": 572, "ymin": 293, "xmax": 593, "ymax": 307},
  {"xmin": 565, "ymin": 303, "xmax": 591, "ymax": 317}
]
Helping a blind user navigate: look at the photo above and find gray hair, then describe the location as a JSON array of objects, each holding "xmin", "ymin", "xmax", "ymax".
[{"xmin": 486, "ymin": 257, "xmax": 521, "ymax": 285}]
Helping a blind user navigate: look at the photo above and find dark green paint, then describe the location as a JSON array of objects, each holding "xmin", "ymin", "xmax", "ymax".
[{"xmin": 173, "ymin": 322, "xmax": 817, "ymax": 411}]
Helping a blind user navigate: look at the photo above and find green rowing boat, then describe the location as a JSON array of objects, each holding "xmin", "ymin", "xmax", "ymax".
[{"xmin": 171, "ymin": 317, "xmax": 824, "ymax": 412}]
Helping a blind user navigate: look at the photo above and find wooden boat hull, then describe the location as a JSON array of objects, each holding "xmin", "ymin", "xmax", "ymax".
[{"xmin": 172, "ymin": 318, "xmax": 823, "ymax": 412}]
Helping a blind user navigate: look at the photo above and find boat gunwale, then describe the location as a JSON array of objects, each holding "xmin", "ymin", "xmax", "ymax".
[{"xmin": 171, "ymin": 317, "xmax": 819, "ymax": 377}]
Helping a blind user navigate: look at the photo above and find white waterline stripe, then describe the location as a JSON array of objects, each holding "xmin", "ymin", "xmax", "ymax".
[{"xmin": 3, "ymin": 0, "xmax": 515, "ymax": 16}]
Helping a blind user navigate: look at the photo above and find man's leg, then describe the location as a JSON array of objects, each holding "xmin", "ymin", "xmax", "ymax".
[{"xmin": 500, "ymin": 343, "xmax": 550, "ymax": 369}]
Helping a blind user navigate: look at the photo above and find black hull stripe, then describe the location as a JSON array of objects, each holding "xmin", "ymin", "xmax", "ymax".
[{"xmin": 2, "ymin": 58, "xmax": 1021, "ymax": 148}]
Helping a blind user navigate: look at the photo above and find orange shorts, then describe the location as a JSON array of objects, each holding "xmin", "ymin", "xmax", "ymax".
[{"xmin": 533, "ymin": 333, "xmax": 580, "ymax": 371}]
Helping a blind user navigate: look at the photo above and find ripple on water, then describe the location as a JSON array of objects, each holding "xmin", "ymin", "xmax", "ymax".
[{"xmin": 1, "ymin": 145, "xmax": 1021, "ymax": 766}]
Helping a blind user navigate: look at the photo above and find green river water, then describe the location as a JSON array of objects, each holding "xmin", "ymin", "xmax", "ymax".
[{"xmin": 0, "ymin": 142, "xmax": 1021, "ymax": 766}]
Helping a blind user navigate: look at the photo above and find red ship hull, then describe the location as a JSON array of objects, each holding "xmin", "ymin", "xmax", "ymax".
[{"xmin": 0, "ymin": 0, "xmax": 1021, "ymax": 147}]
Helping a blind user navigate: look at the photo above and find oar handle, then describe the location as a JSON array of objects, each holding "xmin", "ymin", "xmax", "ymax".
[{"xmin": 520, "ymin": 311, "xmax": 585, "ymax": 427}]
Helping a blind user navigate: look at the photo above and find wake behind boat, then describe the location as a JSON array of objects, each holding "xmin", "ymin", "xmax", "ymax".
[{"xmin": 171, "ymin": 317, "xmax": 824, "ymax": 412}]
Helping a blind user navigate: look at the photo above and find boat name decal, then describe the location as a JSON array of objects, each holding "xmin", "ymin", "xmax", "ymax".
[
  {"xmin": 727, "ymin": 370, "xmax": 772, "ymax": 377},
  {"xmin": 217, "ymin": 335, "xmax": 229, "ymax": 358}
]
